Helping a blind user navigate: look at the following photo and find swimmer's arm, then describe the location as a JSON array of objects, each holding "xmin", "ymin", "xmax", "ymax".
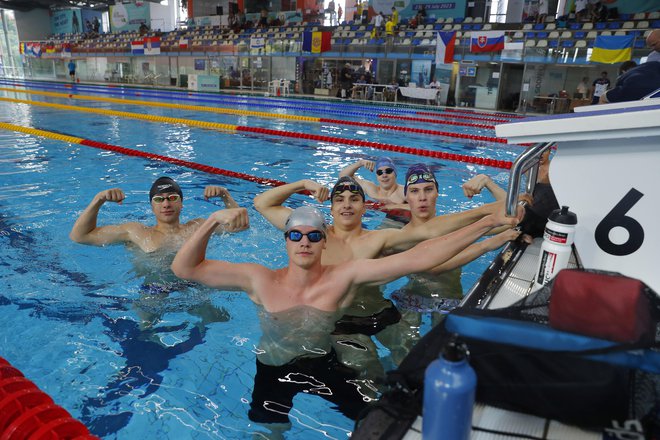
[
  {"xmin": 204, "ymin": 185, "xmax": 239, "ymax": 209},
  {"xmin": 462, "ymin": 174, "xmax": 507, "ymax": 201},
  {"xmin": 339, "ymin": 159, "xmax": 374, "ymax": 178},
  {"xmin": 172, "ymin": 209, "xmax": 256, "ymax": 292},
  {"xmin": 351, "ymin": 214, "xmax": 507, "ymax": 286},
  {"xmin": 69, "ymin": 188, "xmax": 134, "ymax": 245},
  {"xmin": 381, "ymin": 201, "xmax": 502, "ymax": 251},
  {"xmin": 426, "ymin": 228, "xmax": 521, "ymax": 274},
  {"xmin": 254, "ymin": 179, "xmax": 328, "ymax": 231}
]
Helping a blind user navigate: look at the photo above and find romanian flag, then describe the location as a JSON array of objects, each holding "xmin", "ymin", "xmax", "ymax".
[
  {"xmin": 470, "ymin": 31, "xmax": 505, "ymax": 53},
  {"xmin": 591, "ymin": 35, "xmax": 633, "ymax": 64},
  {"xmin": 435, "ymin": 31, "xmax": 456, "ymax": 64},
  {"xmin": 302, "ymin": 31, "xmax": 331, "ymax": 53}
]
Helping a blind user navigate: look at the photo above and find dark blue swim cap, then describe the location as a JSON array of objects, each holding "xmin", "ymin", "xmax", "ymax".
[
  {"xmin": 149, "ymin": 177, "xmax": 183, "ymax": 201},
  {"xmin": 330, "ymin": 176, "xmax": 365, "ymax": 201}
]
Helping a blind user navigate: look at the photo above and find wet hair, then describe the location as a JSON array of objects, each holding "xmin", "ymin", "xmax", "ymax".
[
  {"xmin": 149, "ymin": 176, "xmax": 183, "ymax": 201},
  {"xmin": 285, "ymin": 206, "xmax": 327, "ymax": 233},
  {"xmin": 330, "ymin": 176, "xmax": 365, "ymax": 201}
]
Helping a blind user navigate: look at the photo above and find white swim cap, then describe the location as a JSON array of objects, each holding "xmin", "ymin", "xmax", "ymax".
[{"xmin": 285, "ymin": 206, "xmax": 327, "ymax": 232}]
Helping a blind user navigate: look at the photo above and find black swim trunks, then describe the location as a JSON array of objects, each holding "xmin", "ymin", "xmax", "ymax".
[
  {"xmin": 332, "ymin": 301, "xmax": 402, "ymax": 336},
  {"xmin": 248, "ymin": 349, "xmax": 367, "ymax": 424}
]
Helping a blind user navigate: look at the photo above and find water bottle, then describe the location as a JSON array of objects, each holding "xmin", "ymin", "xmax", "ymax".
[
  {"xmin": 533, "ymin": 206, "xmax": 578, "ymax": 290},
  {"xmin": 422, "ymin": 336, "xmax": 477, "ymax": 440}
]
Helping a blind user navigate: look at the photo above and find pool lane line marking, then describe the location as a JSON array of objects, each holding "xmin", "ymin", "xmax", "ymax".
[
  {"xmin": 0, "ymin": 86, "xmax": 505, "ymax": 136},
  {"xmin": 0, "ymin": 79, "xmax": 523, "ymax": 123},
  {"xmin": 0, "ymin": 97, "xmax": 513, "ymax": 169},
  {"xmin": 0, "ymin": 120, "xmax": 397, "ymax": 213}
]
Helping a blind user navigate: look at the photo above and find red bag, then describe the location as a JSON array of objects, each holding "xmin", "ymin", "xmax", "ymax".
[{"xmin": 548, "ymin": 269, "xmax": 654, "ymax": 344}]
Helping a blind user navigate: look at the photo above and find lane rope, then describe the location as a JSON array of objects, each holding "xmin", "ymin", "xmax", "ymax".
[{"xmin": 1, "ymin": 97, "xmax": 513, "ymax": 169}]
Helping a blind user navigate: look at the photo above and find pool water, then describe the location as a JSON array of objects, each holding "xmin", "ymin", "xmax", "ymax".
[{"xmin": 0, "ymin": 80, "xmax": 523, "ymax": 439}]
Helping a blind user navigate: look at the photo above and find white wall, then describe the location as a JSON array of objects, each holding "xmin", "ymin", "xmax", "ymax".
[
  {"xmin": 14, "ymin": 9, "xmax": 51, "ymax": 40},
  {"xmin": 150, "ymin": 2, "xmax": 176, "ymax": 31}
]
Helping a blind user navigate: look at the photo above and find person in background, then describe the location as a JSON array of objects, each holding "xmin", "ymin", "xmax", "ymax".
[
  {"xmin": 646, "ymin": 29, "xmax": 660, "ymax": 62},
  {"xmin": 575, "ymin": 76, "xmax": 589, "ymax": 99},
  {"xmin": 599, "ymin": 60, "xmax": 660, "ymax": 104},
  {"xmin": 68, "ymin": 60, "xmax": 76, "ymax": 81},
  {"xmin": 575, "ymin": 0, "xmax": 588, "ymax": 21},
  {"xmin": 590, "ymin": 71, "xmax": 610, "ymax": 105},
  {"xmin": 537, "ymin": 0, "xmax": 548, "ymax": 23},
  {"xmin": 339, "ymin": 157, "xmax": 405, "ymax": 205},
  {"xmin": 391, "ymin": 6, "xmax": 399, "ymax": 26}
]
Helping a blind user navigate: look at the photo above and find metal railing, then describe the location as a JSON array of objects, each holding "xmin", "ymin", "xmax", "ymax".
[{"xmin": 505, "ymin": 141, "xmax": 553, "ymax": 217}]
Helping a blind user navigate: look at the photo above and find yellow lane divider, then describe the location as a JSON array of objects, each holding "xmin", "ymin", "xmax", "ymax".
[
  {"xmin": 0, "ymin": 96, "xmax": 239, "ymax": 132},
  {"xmin": 0, "ymin": 121, "xmax": 85, "ymax": 144},
  {"xmin": 0, "ymin": 86, "xmax": 321, "ymax": 123}
]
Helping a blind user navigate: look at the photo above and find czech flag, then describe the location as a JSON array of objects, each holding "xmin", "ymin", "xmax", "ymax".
[
  {"xmin": 591, "ymin": 35, "xmax": 633, "ymax": 64},
  {"xmin": 302, "ymin": 31, "xmax": 331, "ymax": 53},
  {"xmin": 470, "ymin": 31, "xmax": 505, "ymax": 53},
  {"xmin": 435, "ymin": 31, "xmax": 456, "ymax": 64}
]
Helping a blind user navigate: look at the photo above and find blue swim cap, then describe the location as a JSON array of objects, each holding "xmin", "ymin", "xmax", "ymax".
[
  {"xmin": 404, "ymin": 164, "xmax": 438, "ymax": 195},
  {"xmin": 375, "ymin": 157, "xmax": 396, "ymax": 173},
  {"xmin": 285, "ymin": 206, "xmax": 328, "ymax": 233}
]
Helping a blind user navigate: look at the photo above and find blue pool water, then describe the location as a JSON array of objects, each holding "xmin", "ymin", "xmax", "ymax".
[{"xmin": 0, "ymin": 81, "xmax": 523, "ymax": 439}]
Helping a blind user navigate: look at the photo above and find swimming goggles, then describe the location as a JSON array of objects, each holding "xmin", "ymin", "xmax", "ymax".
[
  {"xmin": 151, "ymin": 194, "xmax": 181, "ymax": 203},
  {"xmin": 376, "ymin": 168, "xmax": 394, "ymax": 176},
  {"xmin": 285, "ymin": 229, "xmax": 325, "ymax": 243},
  {"xmin": 406, "ymin": 172, "xmax": 436, "ymax": 185}
]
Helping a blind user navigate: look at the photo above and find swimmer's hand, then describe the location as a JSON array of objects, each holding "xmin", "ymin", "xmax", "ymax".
[
  {"xmin": 483, "ymin": 228, "xmax": 523, "ymax": 251},
  {"xmin": 361, "ymin": 159, "xmax": 375, "ymax": 172},
  {"xmin": 518, "ymin": 192, "xmax": 534, "ymax": 207},
  {"xmin": 204, "ymin": 185, "xmax": 231, "ymax": 200},
  {"xmin": 211, "ymin": 208, "xmax": 249, "ymax": 232},
  {"xmin": 303, "ymin": 180, "xmax": 329, "ymax": 203},
  {"xmin": 491, "ymin": 203, "xmax": 525, "ymax": 228},
  {"xmin": 462, "ymin": 174, "xmax": 490, "ymax": 198},
  {"xmin": 97, "ymin": 188, "xmax": 125, "ymax": 205}
]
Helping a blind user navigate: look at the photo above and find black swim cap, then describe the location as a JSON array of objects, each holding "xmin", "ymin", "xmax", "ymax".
[
  {"xmin": 149, "ymin": 177, "xmax": 183, "ymax": 201},
  {"xmin": 330, "ymin": 176, "xmax": 365, "ymax": 202}
]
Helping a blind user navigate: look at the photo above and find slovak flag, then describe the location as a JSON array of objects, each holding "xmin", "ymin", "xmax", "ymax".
[
  {"xmin": 470, "ymin": 31, "xmax": 505, "ymax": 53},
  {"xmin": 435, "ymin": 31, "xmax": 456, "ymax": 64}
]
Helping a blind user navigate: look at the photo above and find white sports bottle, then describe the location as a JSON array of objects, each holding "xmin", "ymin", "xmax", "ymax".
[{"xmin": 534, "ymin": 206, "xmax": 578, "ymax": 289}]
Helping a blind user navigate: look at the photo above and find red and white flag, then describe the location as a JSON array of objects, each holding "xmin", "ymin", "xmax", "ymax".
[{"xmin": 435, "ymin": 31, "xmax": 456, "ymax": 64}]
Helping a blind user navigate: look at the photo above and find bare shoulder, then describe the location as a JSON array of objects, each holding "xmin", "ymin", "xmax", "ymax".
[{"xmin": 352, "ymin": 228, "xmax": 396, "ymax": 258}]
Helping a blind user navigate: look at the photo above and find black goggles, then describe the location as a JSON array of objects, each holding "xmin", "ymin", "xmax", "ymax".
[
  {"xmin": 331, "ymin": 183, "xmax": 364, "ymax": 200},
  {"xmin": 406, "ymin": 173, "xmax": 436, "ymax": 185},
  {"xmin": 285, "ymin": 229, "xmax": 325, "ymax": 243},
  {"xmin": 376, "ymin": 168, "xmax": 395, "ymax": 176}
]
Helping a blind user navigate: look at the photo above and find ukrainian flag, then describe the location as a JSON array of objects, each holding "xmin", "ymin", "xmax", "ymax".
[{"xmin": 591, "ymin": 35, "xmax": 634, "ymax": 64}]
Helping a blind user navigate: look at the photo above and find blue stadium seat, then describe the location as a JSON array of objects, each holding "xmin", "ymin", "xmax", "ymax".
[
  {"xmin": 526, "ymin": 32, "xmax": 536, "ymax": 38},
  {"xmin": 537, "ymin": 31, "xmax": 548, "ymax": 38},
  {"xmin": 634, "ymin": 39, "xmax": 646, "ymax": 48},
  {"xmin": 587, "ymin": 40, "xmax": 595, "ymax": 48},
  {"xmin": 463, "ymin": 24, "xmax": 472, "ymax": 30},
  {"xmin": 608, "ymin": 22, "xmax": 622, "ymax": 29},
  {"xmin": 561, "ymin": 40, "xmax": 574, "ymax": 48},
  {"xmin": 472, "ymin": 24, "xmax": 483, "ymax": 30},
  {"xmin": 406, "ymin": 31, "xmax": 415, "ymax": 37},
  {"xmin": 595, "ymin": 22, "xmax": 607, "ymax": 30},
  {"xmin": 368, "ymin": 38, "xmax": 377, "ymax": 44},
  {"xmin": 569, "ymin": 23, "xmax": 582, "ymax": 30},
  {"xmin": 619, "ymin": 13, "xmax": 632, "ymax": 20},
  {"xmin": 533, "ymin": 23, "xmax": 545, "ymax": 30},
  {"xmin": 454, "ymin": 17, "xmax": 464, "ymax": 23},
  {"xmin": 549, "ymin": 40, "xmax": 559, "ymax": 48},
  {"xmin": 653, "ymin": 20, "xmax": 660, "ymax": 28},
  {"xmin": 412, "ymin": 38, "xmax": 421, "ymax": 45},
  {"xmin": 433, "ymin": 24, "xmax": 443, "ymax": 30},
  {"xmin": 574, "ymin": 31, "xmax": 586, "ymax": 38}
]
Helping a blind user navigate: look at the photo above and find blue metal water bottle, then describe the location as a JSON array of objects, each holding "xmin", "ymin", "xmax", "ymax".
[{"xmin": 422, "ymin": 336, "xmax": 477, "ymax": 440}]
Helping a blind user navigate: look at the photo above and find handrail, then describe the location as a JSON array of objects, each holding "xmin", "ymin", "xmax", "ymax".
[
  {"xmin": 642, "ymin": 87, "xmax": 660, "ymax": 100},
  {"xmin": 506, "ymin": 141, "xmax": 553, "ymax": 217}
]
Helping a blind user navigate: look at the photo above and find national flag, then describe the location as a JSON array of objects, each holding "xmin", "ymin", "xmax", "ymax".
[
  {"xmin": 435, "ymin": 31, "xmax": 455, "ymax": 64},
  {"xmin": 131, "ymin": 40, "xmax": 144, "ymax": 55},
  {"xmin": 26, "ymin": 43, "xmax": 42, "ymax": 57},
  {"xmin": 19, "ymin": 43, "xmax": 25, "ymax": 54},
  {"xmin": 144, "ymin": 36, "xmax": 161, "ymax": 55},
  {"xmin": 179, "ymin": 38, "xmax": 189, "ymax": 49},
  {"xmin": 61, "ymin": 43, "xmax": 72, "ymax": 58},
  {"xmin": 590, "ymin": 35, "xmax": 633, "ymax": 64},
  {"xmin": 302, "ymin": 31, "xmax": 331, "ymax": 53},
  {"xmin": 470, "ymin": 31, "xmax": 505, "ymax": 53},
  {"xmin": 250, "ymin": 37, "xmax": 266, "ymax": 49}
]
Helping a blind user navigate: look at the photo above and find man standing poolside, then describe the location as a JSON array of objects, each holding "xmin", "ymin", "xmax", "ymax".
[
  {"xmin": 70, "ymin": 176, "xmax": 248, "ymax": 252},
  {"xmin": 339, "ymin": 156, "xmax": 405, "ymax": 205},
  {"xmin": 171, "ymin": 205, "xmax": 521, "ymax": 426}
]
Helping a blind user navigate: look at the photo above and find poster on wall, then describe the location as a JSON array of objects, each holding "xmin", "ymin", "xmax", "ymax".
[
  {"xmin": 563, "ymin": 0, "xmax": 659, "ymax": 14},
  {"xmin": 110, "ymin": 3, "xmax": 150, "ymax": 33},
  {"xmin": 411, "ymin": 59, "xmax": 432, "ymax": 86},
  {"xmin": 51, "ymin": 9, "xmax": 84, "ymax": 35}
]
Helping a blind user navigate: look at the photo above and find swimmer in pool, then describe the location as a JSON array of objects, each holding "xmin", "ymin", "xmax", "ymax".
[
  {"xmin": 70, "ymin": 176, "xmax": 249, "ymax": 333},
  {"xmin": 253, "ymin": 176, "xmax": 508, "ymax": 379},
  {"xmin": 171, "ymin": 205, "xmax": 522, "ymax": 427},
  {"xmin": 69, "ymin": 176, "xmax": 248, "ymax": 252},
  {"xmin": 381, "ymin": 164, "xmax": 522, "ymax": 360},
  {"xmin": 339, "ymin": 156, "xmax": 406, "ymax": 205}
]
